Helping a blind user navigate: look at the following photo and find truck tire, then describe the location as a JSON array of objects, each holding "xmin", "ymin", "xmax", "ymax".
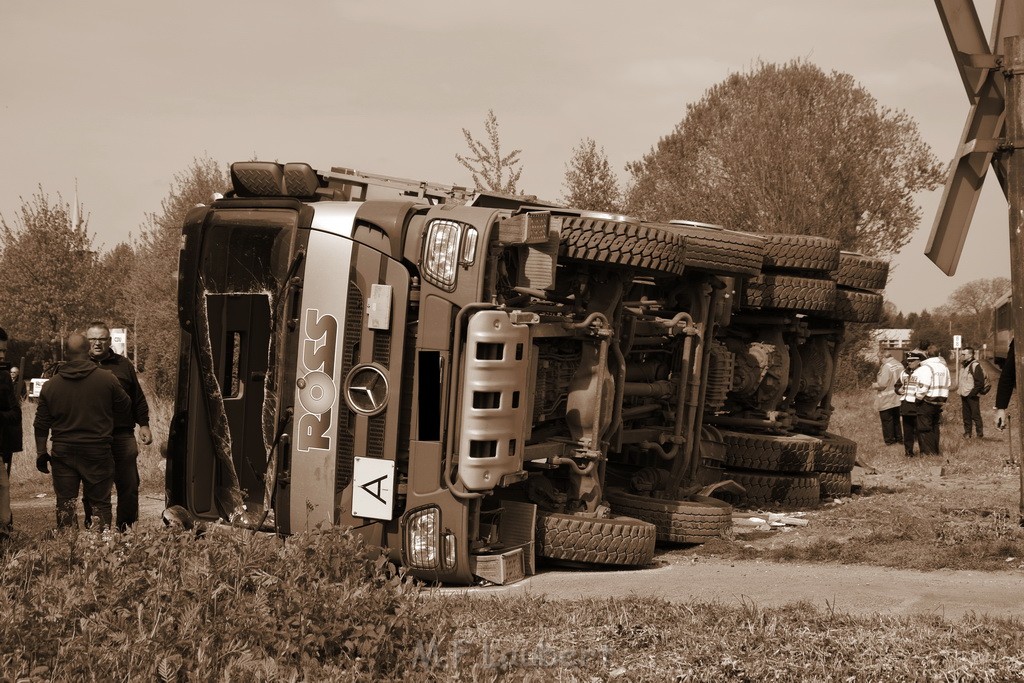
[
  {"xmin": 742, "ymin": 274, "xmax": 836, "ymax": 313},
  {"xmin": 819, "ymin": 471, "xmax": 853, "ymax": 499},
  {"xmin": 660, "ymin": 223, "xmax": 765, "ymax": 276},
  {"xmin": 720, "ymin": 431, "xmax": 818, "ymax": 473},
  {"xmin": 834, "ymin": 287, "xmax": 883, "ymax": 323},
  {"xmin": 721, "ymin": 470, "xmax": 821, "ymax": 509},
  {"xmin": 835, "ymin": 251, "xmax": 889, "ymax": 290},
  {"xmin": 761, "ymin": 234, "xmax": 840, "ymax": 274},
  {"xmin": 815, "ymin": 433, "xmax": 857, "ymax": 473},
  {"xmin": 535, "ymin": 511, "xmax": 656, "ymax": 566},
  {"xmin": 605, "ymin": 488, "xmax": 733, "ymax": 544},
  {"xmin": 560, "ymin": 217, "xmax": 687, "ymax": 276}
]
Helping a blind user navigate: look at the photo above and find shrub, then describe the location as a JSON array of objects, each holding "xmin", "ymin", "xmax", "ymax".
[{"xmin": 0, "ymin": 525, "xmax": 446, "ymax": 681}]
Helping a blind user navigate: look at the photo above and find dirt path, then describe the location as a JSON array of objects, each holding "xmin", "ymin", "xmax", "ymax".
[{"xmin": 451, "ymin": 557, "xmax": 1024, "ymax": 620}]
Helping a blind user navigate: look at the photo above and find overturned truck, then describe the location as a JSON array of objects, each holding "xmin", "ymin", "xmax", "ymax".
[{"xmin": 165, "ymin": 161, "xmax": 886, "ymax": 584}]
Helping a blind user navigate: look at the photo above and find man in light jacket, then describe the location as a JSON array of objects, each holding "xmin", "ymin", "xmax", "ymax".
[
  {"xmin": 958, "ymin": 346, "xmax": 985, "ymax": 438},
  {"xmin": 872, "ymin": 349, "xmax": 903, "ymax": 446},
  {"xmin": 915, "ymin": 348, "xmax": 952, "ymax": 455}
]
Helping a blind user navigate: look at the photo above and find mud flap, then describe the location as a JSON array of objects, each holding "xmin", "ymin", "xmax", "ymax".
[{"xmin": 471, "ymin": 500, "xmax": 537, "ymax": 585}]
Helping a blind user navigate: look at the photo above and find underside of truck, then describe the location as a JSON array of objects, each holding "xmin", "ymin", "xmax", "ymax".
[{"xmin": 165, "ymin": 161, "xmax": 887, "ymax": 585}]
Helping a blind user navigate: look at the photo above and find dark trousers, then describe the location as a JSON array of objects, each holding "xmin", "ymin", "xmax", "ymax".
[
  {"xmin": 879, "ymin": 407, "xmax": 903, "ymax": 445},
  {"xmin": 961, "ymin": 395, "xmax": 983, "ymax": 437},
  {"xmin": 901, "ymin": 408, "xmax": 918, "ymax": 456},
  {"xmin": 83, "ymin": 433, "xmax": 139, "ymax": 532},
  {"xmin": 51, "ymin": 444, "xmax": 114, "ymax": 529},
  {"xmin": 916, "ymin": 402, "xmax": 942, "ymax": 455}
]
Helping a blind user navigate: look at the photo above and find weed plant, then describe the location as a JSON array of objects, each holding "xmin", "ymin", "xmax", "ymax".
[{"xmin": 0, "ymin": 525, "xmax": 444, "ymax": 681}]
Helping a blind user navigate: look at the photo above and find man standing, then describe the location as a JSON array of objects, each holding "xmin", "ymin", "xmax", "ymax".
[
  {"xmin": 0, "ymin": 327, "xmax": 22, "ymax": 540},
  {"xmin": 873, "ymin": 349, "xmax": 904, "ymax": 446},
  {"xmin": 915, "ymin": 348, "xmax": 952, "ymax": 455},
  {"xmin": 896, "ymin": 352, "xmax": 925, "ymax": 457},
  {"xmin": 82, "ymin": 322, "xmax": 152, "ymax": 531},
  {"xmin": 995, "ymin": 338, "xmax": 1016, "ymax": 430},
  {"xmin": 34, "ymin": 333, "xmax": 131, "ymax": 529},
  {"xmin": 958, "ymin": 346, "xmax": 986, "ymax": 438}
]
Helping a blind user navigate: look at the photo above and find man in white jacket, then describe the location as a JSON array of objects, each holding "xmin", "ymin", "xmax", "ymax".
[{"xmin": 915, "ymin": 346, "xmax": 951, "ymax": 455}]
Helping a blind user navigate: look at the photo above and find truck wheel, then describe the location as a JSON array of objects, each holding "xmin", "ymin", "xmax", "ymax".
[
  {"xmin": 720, "ymin": 431, "xmax": 818, "ymax": 473},
  {"xmin": 605, "ymin": 488, "xmax": 733, "ymax": 544},
  {"xmin": 761, "ymin": 234, "xmax": 840, "ymax": 274},
  {"xmin": 815, "ymin": 433, "xmax": 857, "ymax": 473},
  {"xmin": 819, "ymin": 471, "xmax": 853, "ymax": 499},
  {"xmin": 834, "ymin": 287, "xmax": 883, "ymax": 323},
  {"xmin": 535, "ymin": 511, "xmax": 656, "ymax": 566},
  {"xmin": 835, "ymin": 251, "xmax": 889, "ymax": 290},
  {"xmin": 661, "ymin": 223, "xmax": 765, "ymax": 276},
  {"xmin": 560, "ymin": 217, "xmax": 687, "ymax": 276},
  {"xmin": 742, "ymin": 274, "xmax": 836, "ymax": 313},
  {"xmin": 721, "ymin": 470, "xmax": 821, "ymax": 509}
]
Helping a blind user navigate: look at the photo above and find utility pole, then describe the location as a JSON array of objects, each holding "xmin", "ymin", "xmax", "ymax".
[{"xmin": 1006, "ymin": 34, "xmax": 1024, "ymax": 524}]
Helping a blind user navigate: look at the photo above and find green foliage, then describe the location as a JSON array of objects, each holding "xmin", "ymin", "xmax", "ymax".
[
  {"xmin": 560, "ymin": 137, "xmax": 623, "ymax": 212},
  {"xmin": 456, "ymin": 109, "xmax": 523, "ymax": 194},
  {"xmin": 125, "ymin": 156, "xmax": 228, "ymax": 397},
  {"xmin": 0, "ymin": 525, "xmax": 445, "ymax": 681},
  {"xmin": 624, "ymin": 60, "xmax": 945, "ymax": 256},
  {"xmin": 0, "ymin": 188, "xmax": 110, "ymax": 362}
]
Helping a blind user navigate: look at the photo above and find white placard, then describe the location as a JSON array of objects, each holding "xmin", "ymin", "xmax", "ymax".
[
  {"xmin": 952, "ymin": 335, "xmax": 962, "ymax": 349},
  {"xmin": 351, "ymin": 456, "xmax": 395, "ymax": 520}
]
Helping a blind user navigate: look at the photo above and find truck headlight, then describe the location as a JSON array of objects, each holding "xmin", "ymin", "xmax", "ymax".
[
  {"xmin": 422, "ymin": 219, "xmax": 462, "ymax": 290},
  {"xmin": 405, "ymin": 507, "xmax": 457, "ymax": 571}
]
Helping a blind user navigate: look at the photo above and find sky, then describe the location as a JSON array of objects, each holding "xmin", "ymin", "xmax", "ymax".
[{"xmin": 0, "ymin": 0, "xmax": 1011, "ymax": 314}]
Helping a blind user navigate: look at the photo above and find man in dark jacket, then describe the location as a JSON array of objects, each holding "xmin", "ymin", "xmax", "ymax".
[
  {"xmin": 34, "ymin": 333, "xmax": 131, "ymax": 529},
  {"xmin": 996, "ymin": 338, "xmax": 1016, "ymax": 430},
  {"xmin": 0, "ymin": 326, "xmax": 22, "ymax": 540},
  {"xmin": 81, "ymin": 322, "xmax": 152, "ymax": 531}
]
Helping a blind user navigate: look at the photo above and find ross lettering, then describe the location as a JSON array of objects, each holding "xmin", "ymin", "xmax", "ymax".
[
  {"xmin": 303, "ymin": 309, "xmax": 338, "ymax": 374},
  {"xmin": 297, "ymin": 412, "xmax": 332, "ymax": 451},
  {"xmin": 296, "ymin": 308, "xmax": 339, "ymax": 452}
]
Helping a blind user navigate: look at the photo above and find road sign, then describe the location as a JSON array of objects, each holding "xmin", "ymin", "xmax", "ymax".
[
  {"xmin": 926, "ymin": 0, "xmax": 1024, "ymax": 275},
  {"xmin": 953, "ymin": 334, "xmax": 963, "ymax": 349}
]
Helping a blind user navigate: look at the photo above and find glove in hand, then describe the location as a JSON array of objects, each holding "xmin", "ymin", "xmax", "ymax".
[{"xmin": 36, "ymin": 453, "xmax": 50, "ymax": 474}]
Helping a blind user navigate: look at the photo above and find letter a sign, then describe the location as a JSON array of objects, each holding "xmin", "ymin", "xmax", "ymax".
[
  {"xmin": 351, "ymin": 456, "xmax": 395, "ymax": 520},
  {"xmin": 926, "ymin": 0, "xmax": 1024, "ymax": 275}
]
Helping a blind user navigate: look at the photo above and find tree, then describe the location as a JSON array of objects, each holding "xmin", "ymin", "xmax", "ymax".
[
  {"xmin": 935, "ymin": 276, "xmax": 1010, "ymax": 348},
  {"xmin": 561, "ymin": 138, "xmax": 623, "ymax": 213},
  {"xmin": 624, "ymin": 60, "xmax": 945, "ymax": 257},
  {"xmin": 124, "ymin": 156, "xmax": 229, "ymax": 397},
  {"xmin": 910, "ymin": 309, "xmax": 951, "ymax": 353},
  {"xmin": 0, "ymin": 187, "xmax": 108, "ymax": 361},
  {"xmin": 456, "ymin": 109, "xmax": 523, "ymax": 194}
]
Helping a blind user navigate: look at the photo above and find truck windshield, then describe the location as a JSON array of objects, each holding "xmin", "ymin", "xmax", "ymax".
[{"xmin": 200, "ymin": 208, "xmax": 296, "ymax": 293}]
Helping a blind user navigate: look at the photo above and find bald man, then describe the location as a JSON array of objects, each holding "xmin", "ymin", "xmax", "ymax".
[{"xmin": 34, "ymin": 333, "xmax": 131, "ymax": 530}]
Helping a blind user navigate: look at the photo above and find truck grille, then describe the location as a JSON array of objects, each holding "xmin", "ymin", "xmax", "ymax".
[{"xmin": 335, "ymin": 282, "xmax": 363, "ymax": 494}]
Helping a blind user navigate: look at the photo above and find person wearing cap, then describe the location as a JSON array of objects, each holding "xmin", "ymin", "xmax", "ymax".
[
  {"xmin": 915, "ymin": 347, "xmax": 952, "ymax": 455},
  {"xmin": 896, "ymin": 351, "xmax": 926, "ymax": 457}
]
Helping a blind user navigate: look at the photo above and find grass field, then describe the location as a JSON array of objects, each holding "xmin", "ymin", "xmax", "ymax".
[
  {"xmin": 3, "ymin": 389, "xmax": 1024, "ymax": 681},
  {"xmin": 692, "ymin": 388, "xmax": 1024, "ymax": 572}
]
